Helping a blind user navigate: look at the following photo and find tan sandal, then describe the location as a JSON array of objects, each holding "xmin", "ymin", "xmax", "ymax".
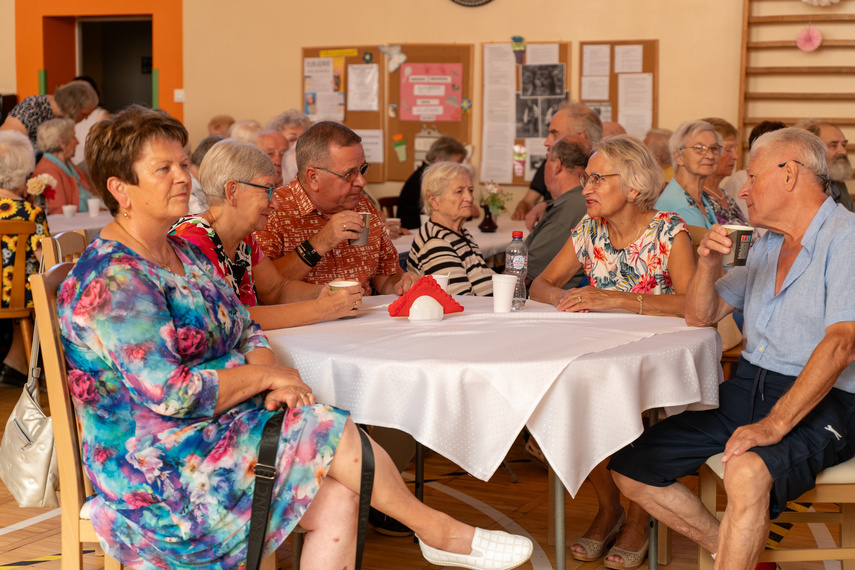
[
  {"xmin": 570, "ymin": 511, "xmax": 626, "ymax": 562},
  {"xmin": 604, "ymin": 538, "xmax": 649, "ymax": 570}
]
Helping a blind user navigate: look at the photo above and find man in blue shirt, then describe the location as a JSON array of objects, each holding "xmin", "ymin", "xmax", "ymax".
[{"xmin": 609, "ymin": 128, "xmax": 855, "ymax": 569}]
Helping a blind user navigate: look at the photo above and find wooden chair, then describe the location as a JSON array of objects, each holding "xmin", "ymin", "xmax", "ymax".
[
  {"xmin": 699, "ymin": 452, "xmax": 855, "ymax": 569},
  {"xmin": 31, "ymin": 263, "xmax": 277, "ymax": 570},
  {"xmin": 40, "ymin": 230, "xmax": 88, "ymax": 268},
  {"xmin": 0, "ymin": 220, "xmax": 37, "ymax": 363},
  {"xmin": 378, "ymin": 196, "xmax": 397, "ymax": 219}
]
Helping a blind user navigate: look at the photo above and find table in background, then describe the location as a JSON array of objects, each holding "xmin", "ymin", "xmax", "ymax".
[
  {"xmin": 46, "ymin": 211, "xmax": 113, "ymax": 239},
  {"xmin": 394, "ymin": 217, "xmax": 527, "ymax": 268},
  {"xmin": 267, "ymin": 296, "xmax": 721, "ymax": 567}
]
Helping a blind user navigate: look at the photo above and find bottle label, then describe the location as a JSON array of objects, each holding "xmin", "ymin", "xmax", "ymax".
[{"xmin": 511, "ymin": 254, "xmax": 526, "ymax": 271}]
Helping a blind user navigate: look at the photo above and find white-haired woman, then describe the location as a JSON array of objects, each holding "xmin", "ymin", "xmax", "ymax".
[
  {"xmin": 531, "ymin": 135, "xmax": 695, "ymax": 569},
  {"xmin": 33, "ymin": 118, "xmax": 94, "ymax": 214},
  {"xmin": 654, "ymin": 120, "xmax": 723, "ymax": 229},
  {"xmin": 0, "ymin": 80, "xmax": 98, "ymax": 145},
  {"xmin": 0, "ymin": 131, "xmax": 50, "ymax": 386},
  {"xmin": 171, "ymin": 139, "xmax": 361, "ymax": 328},
  {"xmin": 407, "ymin": 162, "xmax": 494, "ymax": 296}
]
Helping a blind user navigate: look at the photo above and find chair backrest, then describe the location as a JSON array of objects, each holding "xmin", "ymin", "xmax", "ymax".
[
  {"xmin": 30, "ymin": 263, "xmax": 91, "ymax": 512},
  {"xmin": 41, "ymin": 230, "xmax": 88, "ymax": 270},
  {"xmin": 378, "ymin": 196, "xmax": 397, "ymax": 219},
  {"xmin": 686, "ymin": 224, "xmax": 708, "ymax": 261},
  {"xmin": 0, "ymin": 220, "xmax": 37, "ymax": 309}
]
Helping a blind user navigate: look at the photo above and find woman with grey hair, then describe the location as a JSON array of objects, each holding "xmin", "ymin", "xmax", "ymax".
[
  {"xmin": 407, "ymin": 161, "xmax": 494, "ymax": 295},
  {"xmin": 0, "ymin": 131, "xmax": 50, "ymax": 386},
  {"xmin": 268, "ymin": 110, "xmax": 313, "ymax": 184},
  {"xmin": 33, "ymin": 118, "xmax": 94, "ymax": 214},
  {"xmin": 531, "ymin": 135, "xmax": 695, "ymax": 569},
  {"xmin": 654, "ymin": 120, "xmax": 723, "ymax": 228},
  {"xmin": 0, "ymin": 80, "xmax": 98, "ymax": 145},
  {"xmin": 171, "ymin": 139, "xmax": 361, "ymax": 328}
]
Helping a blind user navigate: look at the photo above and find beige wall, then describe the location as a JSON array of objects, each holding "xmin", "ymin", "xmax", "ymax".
[
  {"xmin": 0, "ymin": 0, "xmax": 15, "ymax": 94},
  {"xmin": 182, "ymin": 0, "xmax": 745, "ymax": 198}
]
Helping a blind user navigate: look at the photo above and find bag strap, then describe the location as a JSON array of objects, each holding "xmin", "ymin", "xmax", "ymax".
[
  {"xmin": 355, "ymin": 427, "xmax": 374, "ymax": 570},
  {"xmin": 246, "ymin": 410, "xmax": 285, "ymax": 570}
]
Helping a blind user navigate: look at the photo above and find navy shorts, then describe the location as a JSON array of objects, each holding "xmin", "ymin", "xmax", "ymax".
[{"xmin": 609, "ymin": 358, "xmax": 855, "ymax": 518}]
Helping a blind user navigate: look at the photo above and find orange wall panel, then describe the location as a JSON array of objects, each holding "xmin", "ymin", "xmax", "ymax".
[
  {"xmin": 41, "ymin": 16, "xmax": 76, "ymax": 93},
  {"xmin": 15, "ymin": 0, "xmax": 182, "ymax": 121}
]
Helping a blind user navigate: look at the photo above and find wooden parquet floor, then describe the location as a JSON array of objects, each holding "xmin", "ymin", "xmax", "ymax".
[{"xmin": 0, "ymin": 381, "xmax": 834, "ymax": 569}]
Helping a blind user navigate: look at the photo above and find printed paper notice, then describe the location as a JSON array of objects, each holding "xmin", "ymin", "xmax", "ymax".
[
  {"xmin": 481, "ymin": 123, "xmax": 514, "ymax": 184},
  {"xmin": 582, "ymin": 45, "xmax": 610, "ymax": 76},
  {"xmin": 353, "ymin": 129, "xmax": 384, "ymax": 164},
  {"xmin": 400, "ymin": 63, "xmax": 462, "ymax": 122},
  {"xmin": 524, "ymin": 138, "xmax": 547, "ymax": 182},
  {"xmin": 347, "ymin": 64, "xmax": 379, "ymax": 112},
  {"xmin": 304, "ymin": 57, "xmax": 335, "ymax": 92},
  {"xmin": 525, "ymin": 43, "xmax": 559, "ymax": 65},
  {"xmin": 618, "ymin": 73, "xmax": 653, "ymax": 139},
  {"xmin": 581, "ymin": 76, "xmax": 609, "ymax": 101},
  {"xmin": 614, "ymin": 45, "xmax": 643, "ymax": 73}
]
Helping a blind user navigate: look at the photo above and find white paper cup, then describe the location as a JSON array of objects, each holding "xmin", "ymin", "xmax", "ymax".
[
  {"xmin": 349, "ymin": 212, "xmax": 370, "ymax": 246},
  {"xmin": 432, "ymin": 273, "xmax": 450, "ymax": 293},
  {"xmin": 722, "ymin": 224, "xmax": 754, "ymax": 267},
  {"xmin": 491, "ymin": 274, "xmax": 518, "ymax": 313},
  {"xmin": 329, "ymin": 279, "xmax": 360, "ymax": 291},
  {"xmin": 62, "ymin": 204, "xmax": 77, "ymax": 218},
  {"xmin": 87, "ymin": 198, "xmax": 101, "ymax": 217}
]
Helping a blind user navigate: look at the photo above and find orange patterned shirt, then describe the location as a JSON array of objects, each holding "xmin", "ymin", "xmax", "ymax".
[{"xmin": 254, "ymin": 178, "xmax": 401, "ymax": 296}]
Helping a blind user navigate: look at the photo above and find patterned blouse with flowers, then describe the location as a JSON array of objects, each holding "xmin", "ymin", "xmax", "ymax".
[
  {"xmin": 571, "ymin": 211, "xmax": 688, "ymax": 294},
  {"xmin": 57, "ymin": 236, "xmax": 348, "ymax": 568},
  {"xmin": 171, "ymin": 215, "xmax": 264, "ymax": 306},
  {"xmin": 705, "ymin": 189, "xmax": 749, "ymax": 226},
  {"xmin": 0, "ymin": 198, "xmax": 50, "ymax": 308}
]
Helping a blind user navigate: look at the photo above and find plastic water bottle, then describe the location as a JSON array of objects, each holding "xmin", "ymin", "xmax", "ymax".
[{"xmin": 504, "ymin": 231, "xmax": 527, "ymax": 311}]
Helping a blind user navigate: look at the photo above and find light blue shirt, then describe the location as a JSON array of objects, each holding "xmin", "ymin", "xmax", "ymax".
[
  {"xmin": 715, "ymin": 198, "xmax": 855, "ymax": 392},
  {"xmin": 654, "ymin": 178, "xmax": 716, "ymax": 228}
]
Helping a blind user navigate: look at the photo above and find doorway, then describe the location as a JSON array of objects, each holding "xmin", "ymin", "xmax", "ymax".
[{"xmin": 78, "ymin": 19, "xmax": 153, "ymax": 113}]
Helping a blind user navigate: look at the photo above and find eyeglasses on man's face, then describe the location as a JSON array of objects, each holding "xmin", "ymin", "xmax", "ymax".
[
  {"xmin": 236, "ymin": 180, "xmax": 277, "ymax": 202},
  {"xmin": 579, "ymin": 172, "xmax": 620, "ymax": 189},
  {"xmin": 682, "ymin": 144, "xmax": 723, "ymax": 156},
  {"xmin": 313, "ymin": 163, "xmax": 371, "ymax": 184}
]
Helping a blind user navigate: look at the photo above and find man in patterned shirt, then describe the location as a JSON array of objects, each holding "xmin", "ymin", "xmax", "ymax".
[{"xmin": 256, "ymin": 121, "xmax": 417, "ymax": 296}]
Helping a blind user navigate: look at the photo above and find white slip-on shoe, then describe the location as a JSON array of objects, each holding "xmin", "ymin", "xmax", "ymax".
[{"xmin": 417, "ymin": 527, "xmax": 534, "ymax": 570}]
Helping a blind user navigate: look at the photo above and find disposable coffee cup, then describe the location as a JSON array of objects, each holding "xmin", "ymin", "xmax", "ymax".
[
  {"xmin": 87, "ymin": 198, "xmax": 101, "ymax": 217},
  {"xmin": 721, "ymin": 224, "xmax": 754, "ymax": 267},
  {"xmin": 62, "ymin": 204, "xmax": 77, "ymax": 218},
  {"xmin": 329, "ymin": 279, "xmax": 360, "ymax": 291},
  {"xmin": 432, "ymin": 273, "xmax": 450, "ymax": 293},
  {"xmin": 349, "ymin": 212, "xmax": 370, "ymax": 246},
  {"xmin": 491, "ymin": 274, "xmax": 518, "ymax": 313}
]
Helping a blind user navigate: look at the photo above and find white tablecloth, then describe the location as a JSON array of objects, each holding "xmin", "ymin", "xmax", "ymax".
[
  {"xmin": 47, "ymin": 211, "xmax": 113, "ymax": 239},
  {"xmin": 266, "ymin": 296, "xmax": 721, "ymax": 496}
]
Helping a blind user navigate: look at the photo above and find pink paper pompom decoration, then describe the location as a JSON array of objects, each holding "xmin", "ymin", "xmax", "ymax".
[{"xmin": 797, "ymin": 26, "xmax": 822, "ymax": 52}]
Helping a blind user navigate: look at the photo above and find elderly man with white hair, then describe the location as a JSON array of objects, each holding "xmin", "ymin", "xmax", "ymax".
[
  {"xmin": 798, "ymin": 119, "xmax": 854, "ymax": 212},
  {"xmin": 610, "ymin": 128, "xmax": 855, "ymax": 569}
]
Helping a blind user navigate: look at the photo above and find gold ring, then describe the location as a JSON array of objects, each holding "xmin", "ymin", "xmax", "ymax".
[
  {"xmin": 577, "ymin": 296, "xmax": 582, "ymax": 302},
  {"xmin": 343, "ymin": 224, "xmax": 347, "ymax": 230}
]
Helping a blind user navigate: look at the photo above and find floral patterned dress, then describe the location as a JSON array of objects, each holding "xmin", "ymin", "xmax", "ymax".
[
  {"xmin": 0, "ymin": 197, "xmax": 49, "ymax": 308},
  {"xmin": 171, "ymin": 215, "xmax": 263, "ymax": 306},
  {"xmin": 58, "ymin": 236, "xmax": 348, "ymax": 569},
  {"xmin": 572, "ymin": 211, "xmax": 688, "ymax": 294},
  {"xmin": 705, "ymin": 189, "xmax": 749, "ymax": 226}
]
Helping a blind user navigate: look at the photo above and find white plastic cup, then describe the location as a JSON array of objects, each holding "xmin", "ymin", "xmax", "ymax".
[
  {"xmin": 432, "ymin": 273, "xmax": 450, "ymax": 292},
  {"xmin": 62, "ymin": 204, "xmax": 77, "ymax": 218},
  {"xmin": 87, "ymin": 198, "xmax": 101, "ymax": 217},
  {"xmin": 721, "ymin": 224, "xmax": 754, "ymax": 267},
  {"xmin": 491, "ymin": 274, "xmax": 518, "ymax": 313},
  {"xmin": 329, "ymin": 279, "xmax": 360, "ymax": 291}
]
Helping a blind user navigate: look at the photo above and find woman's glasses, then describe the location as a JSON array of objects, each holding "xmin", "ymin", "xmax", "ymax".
[
  {"xmin": 579, "ymin": 173, "xmax": 620, "ymax": 189},
  {"xmin": 236, "ymin": 180, "xmax": 277, "ymax": 202},
  {"xmin": 681, "ymin": 144, "xmax": 723, "ymax": 156}
]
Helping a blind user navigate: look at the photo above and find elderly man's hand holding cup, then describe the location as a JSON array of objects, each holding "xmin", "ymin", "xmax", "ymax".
[
  {"xmin": 315, "ymin": 210, "xmax": 367, "ymax": 253},
  {"xmin": 699, "ymin": 224, "xmax": 754, "ymax": 268}
]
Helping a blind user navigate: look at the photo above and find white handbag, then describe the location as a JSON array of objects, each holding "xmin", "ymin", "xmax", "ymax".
[{"xmin": 0, "ymin": 322, "xmax": 60, "ymax": 508}]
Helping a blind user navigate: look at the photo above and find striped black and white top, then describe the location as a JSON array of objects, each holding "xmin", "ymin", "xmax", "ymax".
[{"xmin": 407, "ymin": 220, "xmax": 495, "ymax": 296}]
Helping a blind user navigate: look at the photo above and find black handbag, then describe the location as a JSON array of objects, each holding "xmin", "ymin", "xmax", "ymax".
[{"xmin": 246, "ymin": 411, "xmax": 375, "ymax": 570}]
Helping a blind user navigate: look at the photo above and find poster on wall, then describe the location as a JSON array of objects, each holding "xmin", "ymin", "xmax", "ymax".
[
  {"xmin": 304, "ymin": 57, "xmax": 345, "ymax": 122},
  {"xmin": 400, "ymin": 63, "xmax": 463, "ymax": 122}
]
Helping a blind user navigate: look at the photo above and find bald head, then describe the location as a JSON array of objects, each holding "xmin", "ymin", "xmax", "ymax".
[{"xmin": 602, "ymin": 122, "xmax": 627, "ymax": 138}]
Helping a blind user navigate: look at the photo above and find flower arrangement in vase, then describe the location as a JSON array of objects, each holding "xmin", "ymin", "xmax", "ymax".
[
  {"xmin": 26, "ymin": 173, "xmax": 57, "ymax": 210},
  {"xmin": 478, "ymin": 181, "xmax": 510, "ymax": 233}
]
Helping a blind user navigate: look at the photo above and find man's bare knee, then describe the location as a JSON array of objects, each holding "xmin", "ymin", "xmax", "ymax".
[
  {"xmin": 612, "ymin": 470, "xmax": 646, "ymax": 500},
  {"xmin": 722, "ymin": 452, "xmax": 772, "ymax": 499}
]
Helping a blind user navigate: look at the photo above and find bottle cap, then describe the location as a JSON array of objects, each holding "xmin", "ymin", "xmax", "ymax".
[{"xmin": 512, "ymin": 231, "xmax": 523, "ymax": 238}]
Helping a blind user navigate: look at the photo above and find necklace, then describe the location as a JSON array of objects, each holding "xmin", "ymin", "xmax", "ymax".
[
  {"xmin": 115, "ymin": 220, "xmax": 175, "ymax": 272},
  {"xmin": 704, "ymin": 185, "xmax": 725, "ymax": 201}
]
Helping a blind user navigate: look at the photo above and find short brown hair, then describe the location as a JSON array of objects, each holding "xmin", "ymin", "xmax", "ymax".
[
  {"xmin": 295, "ymin": 121, "xmax": 362, "ymax": 182},
  {"xmin": 85, "ymin": 105, "xmax": 188, "ymax": 216},
  {"xmin": 700, "ymin": 117, "xmax": 738, "ymax": 141}
]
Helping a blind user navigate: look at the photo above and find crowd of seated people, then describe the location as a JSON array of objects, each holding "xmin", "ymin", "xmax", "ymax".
[{"xmin": 1, "ymin": 89, "xmax": 853, "ymax": 570}]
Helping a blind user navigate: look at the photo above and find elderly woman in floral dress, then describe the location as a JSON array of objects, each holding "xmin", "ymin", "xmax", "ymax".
[{"xmin": 531, "ymin": 134, "xmax": 695, "ymax": 570}]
